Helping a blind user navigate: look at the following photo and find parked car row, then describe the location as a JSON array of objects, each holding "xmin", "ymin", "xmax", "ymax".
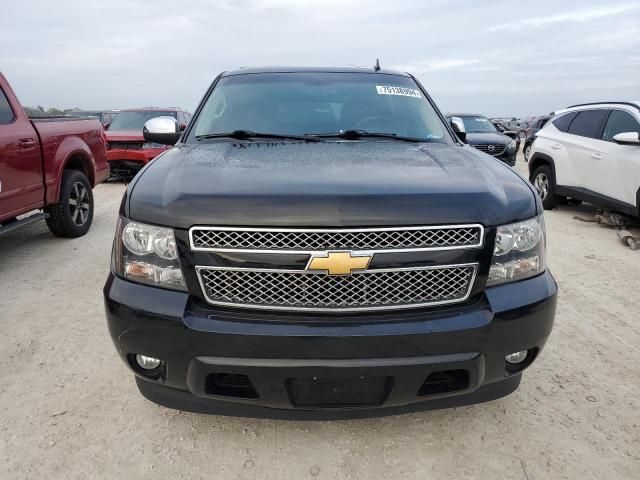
[
  {"xmin": 0, "ymin": 72, "xmax": 191, "ymax": 237},
  {"xmin": 491, "ymin": 120, "xmax": 521, "ymax": 151},
  {"xmin": 105, "ymin": 107, "xmax": 192, "ymax": 178},
  {"xmin": 522, "ymin": 115, "xmax": 552, "ymax": 161},
  {"xmin": 6, "ymin": 63, "xmax": 639, "ymax": 419},
  {"xmin": 446, "ymin": 113, "xmax": 518, "ymax": 166},
  {"xmin": 67, "ymin": 107, "xmax": 192, "ymax": 179}
]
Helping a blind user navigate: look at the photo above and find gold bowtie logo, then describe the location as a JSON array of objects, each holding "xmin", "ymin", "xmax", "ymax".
[{"xmin": 306, "ymin": 251, "xmax": 372, "ymax": 276}]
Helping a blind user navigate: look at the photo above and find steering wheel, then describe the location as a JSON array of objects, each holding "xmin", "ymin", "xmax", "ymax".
[{"xmin": 354, "ymin": 115, "xmax": 402, "ymax": 132}]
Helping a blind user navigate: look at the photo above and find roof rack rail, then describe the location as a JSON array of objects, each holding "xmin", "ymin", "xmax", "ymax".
[{"xmin": 567, "ymin": 101, "xmax": 639, "ymax": 110}]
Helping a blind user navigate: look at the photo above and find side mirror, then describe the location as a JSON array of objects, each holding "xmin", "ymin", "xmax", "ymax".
[
  {"xmin": 612, "ymin": 131, "xmax": 640, "ymax": 145},
  {"xmin": 450, "ymin": 116, "xmax": 466, "ymax": 142},
  {"xmin": 102, "ymin": 122, "xmax": 111, "ymax": 130},
  {"xmin": 143, "ymin": 116, "xmax": 181, "ymax": 145}
]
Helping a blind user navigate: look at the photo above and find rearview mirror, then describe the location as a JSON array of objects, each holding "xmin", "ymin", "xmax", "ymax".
[
  {"xmin": 612, "ymin": 131, "xmax": 640, "ymax": 145},
  {"xmin": 449, "ymin": 117, "xmax": 466, "ymax": 143},
  {"xmin": 143, "ymin": 116, "xmax": 181, "ymax": 145}
]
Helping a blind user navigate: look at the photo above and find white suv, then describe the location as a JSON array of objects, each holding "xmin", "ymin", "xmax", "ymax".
[{"xmin": 528, "ymin": 102, "xmax": 640, "ymax": 216}]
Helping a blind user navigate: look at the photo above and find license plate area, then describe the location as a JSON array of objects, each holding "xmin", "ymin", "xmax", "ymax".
[{"xmin": 286, "ymin": 376, "xmax": 394, "ymax": 408}]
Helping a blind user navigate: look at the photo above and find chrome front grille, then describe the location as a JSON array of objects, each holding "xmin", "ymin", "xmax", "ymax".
[
  {"xmin": 196, "ymin": 265, "xmax": 477, "ymax": 312},
  {"xmin": 190, "ymin": 225, "xmax": 484, "ymax": 253},
  {"xmin": 471, "ymin": 144, "xmax": 506, "ymax": 156}
]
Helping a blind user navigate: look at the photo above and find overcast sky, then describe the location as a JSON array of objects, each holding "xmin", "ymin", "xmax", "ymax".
[{"xmin": 1, "ymin": 0, "xmax": 638, "ymax": 117}]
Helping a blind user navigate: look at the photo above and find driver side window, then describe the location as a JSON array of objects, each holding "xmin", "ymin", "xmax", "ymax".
[
  {"xmin": 602, "ymin": 110, "xmax": 640, "ymax": 142},
  {"xmin": 0, "ymin": 87, "xmax": 15, "ymax": 124}
]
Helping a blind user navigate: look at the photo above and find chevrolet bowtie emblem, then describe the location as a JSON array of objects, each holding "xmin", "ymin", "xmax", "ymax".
[{"xmin": 306, "ymin": 251, "xmax": 372, "ymax": 276}]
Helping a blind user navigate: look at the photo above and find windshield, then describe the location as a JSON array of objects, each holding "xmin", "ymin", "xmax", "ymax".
[
  {"xmin": 188, "ymin": 72, "xmax": 452, "ymax": 143},
  {"xmin": 108, "ymin": 111, "xmax": 177, "ymax": 131},
  {"xmin": 458, "ymin": 116, "xmax": 498, "ymax": 133}
]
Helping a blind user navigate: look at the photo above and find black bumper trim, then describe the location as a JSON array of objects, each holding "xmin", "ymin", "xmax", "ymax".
[
  {"xmin": 137, "ymin": 374, "xmax": 521, "ymax": 420},
  {"xmin": 185, "ymin": 353, "xmax": 485, "ymax": 410}
]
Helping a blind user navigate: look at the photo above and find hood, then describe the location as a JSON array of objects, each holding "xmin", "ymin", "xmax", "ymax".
[
  {"xmin": 465, "ymin": 132, "xmax": 511, "ymax": 145},
  {"xmin": 127, "ymin": 140, "xmax": 536, "ymax": 228},
  {"xmin": 106, "ymin": 130, "xmax": 144, "ymax": 142}
]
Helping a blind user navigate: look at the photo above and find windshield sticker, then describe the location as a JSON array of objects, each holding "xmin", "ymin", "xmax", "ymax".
[{"xmin": 376, "ymin": 86, "xmax": 422, "ymax": 98}]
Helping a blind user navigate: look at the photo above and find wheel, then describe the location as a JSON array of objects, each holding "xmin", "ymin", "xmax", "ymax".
[
  {"xmin": 518, "ymin": 130, "xmax": 526, "ymax": 139},
  {"xmin": 524, "ymin": 143, "xmax": 532, "ymax": 162},
  {"xmin": 531, "ymin": 165, "xmax": 559, "ymax": 210},
  {"xmin": 45, "ymin": 170, "xmax": 94, "ymax": 237}
]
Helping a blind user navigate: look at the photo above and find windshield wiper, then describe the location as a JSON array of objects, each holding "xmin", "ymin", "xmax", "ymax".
[
  {"xmin": 309, "ymin": 129, "xmax": 427, "ymax": 143},
  {"xmin": 195, "ymin": 130, "xmax": 324, "ymax": 142}
]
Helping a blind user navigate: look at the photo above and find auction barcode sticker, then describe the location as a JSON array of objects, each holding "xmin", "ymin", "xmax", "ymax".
[{"xmin": 376, "ymin": 85, "xmax": 422, "ymax": 98}]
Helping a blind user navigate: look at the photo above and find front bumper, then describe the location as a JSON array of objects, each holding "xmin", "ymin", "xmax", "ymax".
[
  {"xmin": 106, "ymin": 148, "xmax": 165, "ymax": 176},
  {"xmin": 104, "ymin": 270, "xmax": 557, "ymax": 419}
]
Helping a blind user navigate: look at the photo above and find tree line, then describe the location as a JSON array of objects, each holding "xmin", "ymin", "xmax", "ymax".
[{"xmin": 23, "ymin": 105, "xmax": 81, "ymax": 117}]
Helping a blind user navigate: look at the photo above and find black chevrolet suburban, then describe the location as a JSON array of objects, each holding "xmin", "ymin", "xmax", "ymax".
[{"xmin": 104, "ymin": 67, "xmax": 557, "ymax": 419}]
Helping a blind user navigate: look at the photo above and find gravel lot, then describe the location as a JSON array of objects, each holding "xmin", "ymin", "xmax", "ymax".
[{"xmin": 1, "ymin": 154, "xmax": 639, "ymax": 480}]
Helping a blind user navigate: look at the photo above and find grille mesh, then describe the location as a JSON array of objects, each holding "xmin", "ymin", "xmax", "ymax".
[
  {"xmin": 191, "ymin": 226, "xmax": 482, "ymax": 251},
  {"xmin": 107, "ymin": 141, "xmax": 143, "ymax": 150},
  {"xmin": 197, "ymin": 266, "xmax": 476, "ymax": 311},
  {"xmin": 471, "ymin": 144, "xmax": 506, "ymax": 156}
]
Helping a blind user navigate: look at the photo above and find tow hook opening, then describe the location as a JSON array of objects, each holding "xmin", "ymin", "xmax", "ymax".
[
  {"xmin": 417, "ymin": 369, "xmax": 470, "ymax": 397},
  {"xmin": 205, "ymin": 373, "xmax": 260, "ymax": 399}
]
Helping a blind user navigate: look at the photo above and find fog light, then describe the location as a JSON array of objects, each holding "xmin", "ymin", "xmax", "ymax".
[
  {"xmin": 505, "ymin": 350, "xmax": 528, "ymax": 364},
  {"xmin": 135, "ymin": 354, "xmax": 161, "ymax": 370}
]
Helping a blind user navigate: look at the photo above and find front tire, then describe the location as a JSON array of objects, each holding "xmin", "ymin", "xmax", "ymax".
[
  {"xmin": 531, "ymin": 165, "xmax": 559, "ymax": 210},
  {"xmin": 524, "ymin": 143, "xmax": 532, "ymax": 162},
  {"xmin": 518, "ymin": 130, "xmax": 526, "ymax": 139},
  {"xmin": 45, "ymin": 170, "xmax": 94, "ymax": 237}
]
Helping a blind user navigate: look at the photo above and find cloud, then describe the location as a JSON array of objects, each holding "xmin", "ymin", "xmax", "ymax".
[
  {"xmin": 393, "ymin": 59, "xmax": 481, "ymax": 72},
  {"xmin": 0, "ymin": 0, "xmax": 638, "ymax": 117},
  {"xmin": 489, "ymin": 3, "xmax": 639, "ymax": 31}
]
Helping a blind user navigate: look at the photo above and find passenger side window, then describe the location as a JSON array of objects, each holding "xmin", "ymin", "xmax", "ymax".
[
  {"xmin": 552, "ymin": 112, "xmax": 577, "ymax": 132},
  {"xmin": 0, "ymin": 88, "xmax": 15, "ymax": 124},
  {"xmin": 567, "ymin": 110, "xmax": 609, "ymax": 139},
  {"xmin": 602, "ymin": 110, "xmax": 640, "ymax": 141}
]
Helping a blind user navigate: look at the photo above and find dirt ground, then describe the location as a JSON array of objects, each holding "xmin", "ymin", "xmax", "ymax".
[{"xmin": 1, "ymin": 153, "xmax": 639, "ymax": 480}]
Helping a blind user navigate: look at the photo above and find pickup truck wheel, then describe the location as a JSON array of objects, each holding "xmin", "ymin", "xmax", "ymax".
[
  {"xmin": 45, "ymin": 170, "xmax": 94, "ymax": 237},
  {"xmin": 531, "ymin": 165, "xmax": 559, "ymax": 210}
]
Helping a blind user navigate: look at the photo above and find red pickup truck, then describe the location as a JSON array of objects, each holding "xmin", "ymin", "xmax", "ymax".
[
  {"xmin": 106, "ymin": 107, "xmax": 191, "ymax": 178},
  {"xmin": 0, "ymin": 73, "xmax": 109, "ymax": 237}
]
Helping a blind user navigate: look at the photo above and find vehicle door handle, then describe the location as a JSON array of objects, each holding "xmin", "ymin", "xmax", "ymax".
[
  {"xmin": 590, "ymin": 153, "xmax": 603, "ymax": 160},
  {"xmin": 18, "ymin": 138, "xmax": 36, "ymax": 148},
  {"xmin": 550, "ymin": 143, "xmax": 561, "ymax": 150}
]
